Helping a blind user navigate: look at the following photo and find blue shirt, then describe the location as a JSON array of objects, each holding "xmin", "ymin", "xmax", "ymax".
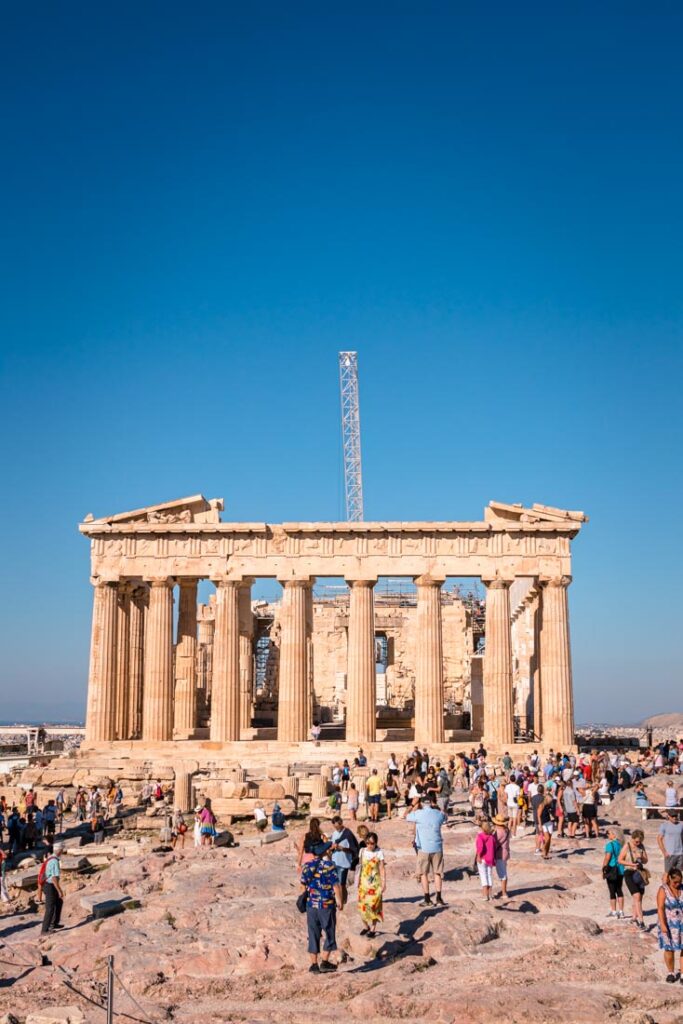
[
  {"xmin": 406, "ymin": 807, "xmax": 446, "ymax": 853},
  {"xmin": 44, "ymin": 855, "xmax": 61, "ymax": 884},
  {"xmin": 331, "ymin": 829, "xmax": 352, "ymax": 870}
]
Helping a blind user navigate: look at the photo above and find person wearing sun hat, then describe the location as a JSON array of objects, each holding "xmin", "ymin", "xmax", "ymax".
[{"xmin": 492, "ymin": 814, "xmax": 511, "ymax": 898}]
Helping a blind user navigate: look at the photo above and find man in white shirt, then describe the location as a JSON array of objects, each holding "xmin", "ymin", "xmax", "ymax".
[{"xmin": 504, "ymin": 776, "xmax": 521, "ymax": 836}]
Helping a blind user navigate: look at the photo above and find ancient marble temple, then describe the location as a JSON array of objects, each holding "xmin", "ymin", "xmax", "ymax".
[{"xmin": 80, "ymin": 496, "xmax": 587, "ymax": 756}]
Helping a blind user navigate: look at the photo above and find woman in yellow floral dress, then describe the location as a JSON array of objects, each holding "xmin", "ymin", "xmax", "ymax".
[{"xmin": 357, "ymin": 832, "xmax": 386, "ymax": 936}]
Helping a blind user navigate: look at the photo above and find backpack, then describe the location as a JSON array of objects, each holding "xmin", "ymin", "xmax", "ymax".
[{"xmin": 38, "ymin": 855, "xmax": 57, "ymax": 890}]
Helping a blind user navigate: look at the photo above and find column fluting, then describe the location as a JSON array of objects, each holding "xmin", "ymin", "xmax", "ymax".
[
  {"xmin": 84, "ymin": 579, "xmax": 118, "ymax": 743},
  {"xmin": 210, "ymin": 579, "xmax": 240, "ymax": 742},
  {"xmin": 345, "ymin": 579, "xmax": 376, "ymax": 744},
  {"xmin": 482, "ymin": 578, "xmax": 515, "ymax": 746},
  {"xmin": 538, "ymin": 576, "xmax": 575, "ymax": 750},
  {"xmin": 127, "ymin": 585, "xmax": 147, "ymax": 740},
  {"xmin": 414, "ymin": 576, "xmax": 445, "ymax": 745},
  {"xmin": 238, "ymin": 580, "xmax": 255, "ymax": 734},
  {"xmin": 174, "ymin": 579, "xmax": 199, "ymax": 737},
  {"xmin": 114, "ymin": 584, "xmax": 131, "ymax": 740},
  {"xmin": 277, "ymin": 578, "xmax": 312, "ymax": 742},
  {"xmin": 142, "ymin": 578, "xmax": 175, "ymax": 742}
]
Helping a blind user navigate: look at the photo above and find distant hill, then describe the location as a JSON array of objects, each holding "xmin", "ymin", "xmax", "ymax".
[{"xmin": 640, "ymin": 712, "xmax": 683, "ymax": 730}]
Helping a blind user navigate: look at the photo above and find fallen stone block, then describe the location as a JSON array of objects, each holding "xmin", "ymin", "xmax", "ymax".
[
  {"xmin": 9, "ymin": 869, "xmax": 39, "ymax": 890},
  {"xmin": 261, "ymin": 830, "xmax": 287, "ymax": 844},
  {"xmin": 60, "ymin": 856, "xmax": 88, "ymax": 872},
  {"xmin": 79, "ymin": 889, "xmax": 127, "ymax": 912},
  {"xmin": 26, "ymin": 1007, "xmax": 85, "ymax": 1024},
  {"xmin": 92, "ymin": 899, "xmax": 124, "ymax": 920}
]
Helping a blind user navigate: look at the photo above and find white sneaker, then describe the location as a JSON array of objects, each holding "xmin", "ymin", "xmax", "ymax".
[
  {"xmin": 616, "ymin": 911, "xmax": 624, "ymax": 919},
  {"xmin": 606, "ymin": 910, "xmax": 616, "ymax": 918}
]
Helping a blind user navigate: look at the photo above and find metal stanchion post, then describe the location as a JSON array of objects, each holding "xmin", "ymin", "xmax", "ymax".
[{"xmin": 107, "ymin": 954, "xmax": 114, "ymax": 1024}]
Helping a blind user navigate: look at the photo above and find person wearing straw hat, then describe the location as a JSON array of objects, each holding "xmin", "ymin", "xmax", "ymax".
[{"xmin": 492, "ymin": 814, "xmax": 511, "ymax": 899}]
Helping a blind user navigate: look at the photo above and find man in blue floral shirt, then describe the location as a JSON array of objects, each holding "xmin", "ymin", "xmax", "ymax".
[{"xmin": 300, "ymin": 841, "xmax": 343, "ymax": 973}]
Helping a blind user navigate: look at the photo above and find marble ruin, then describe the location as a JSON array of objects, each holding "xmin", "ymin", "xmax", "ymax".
[{"xmin": 79, "ymin": 496, "xmax": 587, "ymax": 768}]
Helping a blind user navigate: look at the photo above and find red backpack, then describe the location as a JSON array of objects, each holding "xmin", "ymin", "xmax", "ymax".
[{"xmin": 37, "ymin": 855, "xmax": 58, "ymax": 889}]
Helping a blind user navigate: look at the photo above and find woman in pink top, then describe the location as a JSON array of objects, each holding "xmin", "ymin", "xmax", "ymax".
[
  {"xmin": 199, "ymin": 799, "xmax": 217, "ymax": 847},
  {"xmin": 475, "ymin": 820, "xmax": 497, "ymax": 901}
]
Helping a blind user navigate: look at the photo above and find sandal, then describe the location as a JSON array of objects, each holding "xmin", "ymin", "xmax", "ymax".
[{"xmin": 360, "ymin": 927, "xmax": 370, "ymax": 936}]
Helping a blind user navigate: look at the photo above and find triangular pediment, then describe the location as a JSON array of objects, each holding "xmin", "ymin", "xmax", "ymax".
[{"xmin": 83, "ymin": 495, "xmax": 223, "ymax": 525}]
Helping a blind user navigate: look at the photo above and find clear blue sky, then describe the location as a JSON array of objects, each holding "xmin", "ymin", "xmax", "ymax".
[{"xmin": 1, "ymin": 3, "xmax": 681, "ymax": 724}]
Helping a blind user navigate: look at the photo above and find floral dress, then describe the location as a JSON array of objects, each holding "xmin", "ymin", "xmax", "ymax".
[
  {"xmin": 358, "ymin": 848, "xmax": 384, "ymax": 925},
  {"xmin": 658, "ymin": 884, "xmax": 683, "ymax": 952}
]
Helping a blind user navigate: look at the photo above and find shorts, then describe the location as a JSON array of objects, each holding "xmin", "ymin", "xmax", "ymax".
[
  {"xmin": 306, "ymin": 904, "xmax": 337, "ymax": 954},
  {"xmin": 507, "ymin": 804, "xmax": 519, "ymax": 816},
  {"xmin": 582, "ymin": 805, "xmax": 597, "ymax": 820},
  {"xmin": 542, "ymin": 822, "xmax": 554, "ymax": 835},
  {"xmin": 566, "ymin": 812, "xmax": 579, "ymax": 824},
  {"xmin": 495, "ymin": 858, "xmax": 507, "ymax": 881},
  {"xmin": 416, "ymin": 851, "xmax": 444, "ymax": 879},
  {"xmin": 624, "ymin": 870, "xmax": 645, "ymax": 896},
  {"xmin": 665, "ymin": 854, "xmax": 683, "ymax": 875},
  {"xmin": 367, "ymin": 795, "xmax": 380, "ymax": 805},
  {"xmin": 336, "ymin": 867, "xmax": 349, "ymax": 887}
]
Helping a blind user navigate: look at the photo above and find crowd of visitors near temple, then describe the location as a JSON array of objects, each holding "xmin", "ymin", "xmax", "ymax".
[{"xmin": 0, "ymin": 737, "xmax": 681, "ymax": 980}]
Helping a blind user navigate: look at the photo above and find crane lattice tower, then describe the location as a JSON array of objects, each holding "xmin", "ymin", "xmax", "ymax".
[{"xmin": 338, "ymin": 351, "xmax": 364, "ymax": 522}]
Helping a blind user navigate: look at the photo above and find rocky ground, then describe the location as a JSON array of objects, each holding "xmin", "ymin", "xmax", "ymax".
[{"xmin": 1, "ymin": 778, "xmax": 682, "ymax": 1024}]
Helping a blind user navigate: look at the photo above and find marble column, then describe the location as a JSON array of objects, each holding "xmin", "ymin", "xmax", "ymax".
[
  {"xmin": 84, "ymin": 579, "xmax": 118, "ymax": 743},
  {"xmin": 173, "ymin": 765, "xmax": 194, "ymax": 813},
  {"xmin": 345, "ymin": 579, "xmax": 376, "ymax": 743},
  {"xmin": 414, "ymin": 575, "xmax": 445, "ymax": 745},
  {"xmin": 238, "ymin": 580, "xmax": 255, "ymax": 734},
  {"xmin": 539, "ymin": 576, "xmax": 575, "ymax": 750},
  {"xmin": 114, "ymin": 583, "xmax": 131, "ymax": 740},
  {"xmin": 127, "ymin": 585, "xmax": 147, "ymax": 740},
  {"xmin": 196, "ymin": 601, "xmax": 215, "ymax": 721},
  {"xmin": 142, "ymin": 578, "xmax": 175, "ymax": 742},
  {"xmin": 174, "ymin": 579, "xmax": 198, "ymax": 738},
  {"xmin": 277, "ymin": 578, "xmax": 313, "ymax": 742},
  {"xmin": 482, "ymin": 578, "xmax": 515, "ymax": 747},
  {"xmin": 210, "ymin": 578, "xmax": 240, "ymax": 742}
]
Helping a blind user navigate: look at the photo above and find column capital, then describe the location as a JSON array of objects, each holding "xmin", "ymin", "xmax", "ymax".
[
  {"xmin": 90, "ymin": 576, "xmax": 119, "ymax": 588},
  {"xmin": 482, "ymin": 577, "xmax": 513, "ymax": 590},
  {"xmin": 144, "ymin": 576, "xmax": 176, "ymax": 588},
  {"xmin": 539, "ymin": 575, "xmax": 572, "ymax": 589},
  {"xmin": 414, "ymin": 573, "xmax": 446, "ymax": 587},
  {"xmin": 277, "ymin": 576, "xmax": 315, "ymax": 588},
  {"xmin": 211, "ymin": 575, "xmax": 242, "ymax": 589},
  {"xmin": 345, "ymin": 577, "xmax": 377, "ymax": 587}
]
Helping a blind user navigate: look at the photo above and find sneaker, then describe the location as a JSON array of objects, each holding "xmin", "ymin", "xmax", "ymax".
[
  {"xmin": 434, "ymin": 894, "xmax": 448, "ymax": 907},
  {"xmin": 616, "ymin": 911, "xmax": 624, "ymax": 919},
  {"xmin": 418, "ymin": 897, "xmax": 433, "ymax": 908},
  {"xmin": 319, "ymin": 961, "xmax": 337, "ymax": 973},
  {"xmin": 606, "ymin": 910, "xmax": 616, "ymax": 918},
  {"xmin": 309, "ymin": 964, "xmax": 320, "ymax": 974},
  {"xmin": 665, "ymin": 973, "xmax": 677, "ymax": 983}
]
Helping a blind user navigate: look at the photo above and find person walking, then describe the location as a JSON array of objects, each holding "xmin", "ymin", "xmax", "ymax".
[
  {"xmin": 656, "ymin": 868, "xmax": 683, "ymax": 984},
  {"xmin": 619, "ymin": 829, "xmax": 649, "ymax": 929},
  {"xmin": 581, "ymin": 782, "xmax": 600, "ymax": 839},
  {"xmin": 366, "ymin": 769, "xmax": 382, "ymax": 823},
  {"xmin": 384, "ymin": 773, "xmax": 398, "ymax": 818},
  {"xmin": 40, "ymin": 842, "xmax": 65, "ymax": 935},
  {"xmin": 357, "ymin": 831, "xmax": 386, "ymax": 937},
  {"xmin": 330, "ymin": 815, "xmax": 356, "ymax": 906},
  {"xmin": 297, "ymin": 818, "xmax": 326, "ymax": 871},
  {"xmin": 436, "ymin": 765, "xmax": 451, "ymax": 816},
  {"xmin": 602, "ymin": 826, "xmax": 626, "ymax": 918},
  {"xmin": 492, "ymin": 814, "xmax": 511, "ymax": 898},
  {"xmin": 199, "ymin": 799, "xmax": 217, "ymax": 846},
  {"xmin": 347, "ymin": 783, "xmax": 359, "ymax": 821},
  {"xmin": 475, "ymin": 820, "xmax": 497, "ymax": 901},
  {"xmin": 504, "ymin": 775, "xmax": 521, "ymax": 836},
  {"xmin": 657, "ymin": 811, "xmax": 683, "ymax": 875},
  {"xmin": 300, "ymin": 841, "xmax": 343, "ymax": 973},
  {"xmin": 406, "ymin": 795, "xmax": 447, "ymax": 907}
]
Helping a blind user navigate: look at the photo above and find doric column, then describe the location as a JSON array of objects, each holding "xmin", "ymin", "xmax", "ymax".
[
  {"xmin": 127, "ymin": 585, "xmax": 147, "ymax": 740},
  {"xmin": 142, "ymin": 578, "xmax": 175, "ymax": 742},
  {"xmin": 414, "ymin": 575, "xmax": 445, "ymax": 745},
  {"xmin": 238, "ymin": 579, "xmax": 255, "ymax": 734},
  {"xmin": 173, "ymin": 765, "xmax": 194, "ymax": 813},
  {"xmin": 210, "ymin": 578, "xmax": 240, "ymax": 742},
  {"xmin": 539, "ymin": 576, "xmax": 575, "ymax": 750},
  {"xmin": 277, "ymin": 578, "xmax": 313, "ymax": 742},
  {"xmin": 174, "ymin": 579, "xmax": 198, "ymax": 738},
  {"xmin": 114, "ymin": 583, "xmax": 131, "ymax": 740},
  {"xmin": 84, "ymin": 579, "xmax": 118, "ymax": 743},
  {"xmin": 345, "ymin": 579, "xmax": 377, "ymax": 743},
  {"xmin": 482, "ymin": 578, "xmax": 515, "ymax": 746}
]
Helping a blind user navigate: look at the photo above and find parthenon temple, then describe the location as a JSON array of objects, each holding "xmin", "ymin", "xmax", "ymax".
[{"xmin": 80, "ymin": 496, "xmax": 587, "ymax": 763}]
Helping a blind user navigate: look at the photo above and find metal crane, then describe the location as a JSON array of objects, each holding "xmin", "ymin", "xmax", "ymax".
[{"xmin": 338, "ymin": 351, "xmax": 364, "ymax": 522}]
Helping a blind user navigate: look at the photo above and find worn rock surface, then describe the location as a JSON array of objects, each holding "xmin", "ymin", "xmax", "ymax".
[{"xmin": 1, "ymin": 782, "xmax": 681, "ymax": 1023}]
